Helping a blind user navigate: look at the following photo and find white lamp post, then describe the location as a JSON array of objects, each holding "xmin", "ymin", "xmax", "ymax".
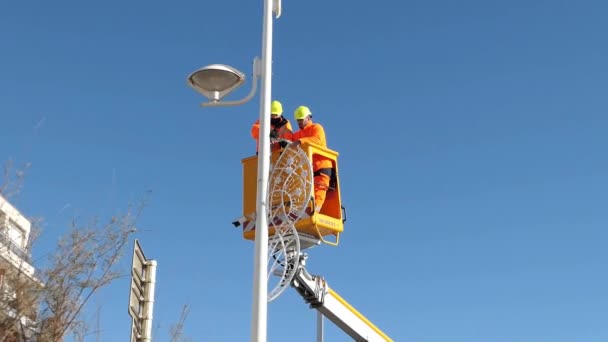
[{"xmin": 186, "ymin": 0, "xmax": 281, "ymax": 340}]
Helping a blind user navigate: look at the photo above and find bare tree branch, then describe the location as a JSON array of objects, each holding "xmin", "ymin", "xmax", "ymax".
[
  {"xmin": 0, "ymin": 199, "xmax": 146, "ymax": 341},
  {"xmin": 0, "ymin": 170, "xmax": 190, "ymax": 340},
  {"xmin": 0, "ymin": 159, "xmax": 30, "ymax": 199},
  {"xmin": 170, "ymin": 304, "xmax": 191, "ymax": 342}
]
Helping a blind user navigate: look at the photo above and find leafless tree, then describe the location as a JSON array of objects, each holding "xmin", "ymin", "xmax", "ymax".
[
  {"xmin": 169, "ymin": 304, "xmax": 191, "ymax": 342},
  {"xmin": 0, "ymin": 159, "xmax": 30, "ymax": 200},
  {"xmin": 0, "ymin": 161, "xmax": 189, "ymax": 341},
  {"xmin": 0, "ymin": 200, "xmax": 144, "ymax": 341}
]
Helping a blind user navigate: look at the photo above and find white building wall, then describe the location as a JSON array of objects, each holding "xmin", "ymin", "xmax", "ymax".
[
  {"xmin": 0, "ymin": 194, "xmax": 31, "ymax": 248},
  {"xmin": 0, "ymin": 194, "xmax": 35, "ymax": 277}
]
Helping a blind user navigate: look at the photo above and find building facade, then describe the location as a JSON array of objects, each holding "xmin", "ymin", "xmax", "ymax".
[{"xmin": 0, "ymin": 194, "xmax": 38, "ymax": 340}]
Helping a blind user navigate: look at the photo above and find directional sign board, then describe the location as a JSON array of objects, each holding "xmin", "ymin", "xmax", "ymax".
[
  {"xmin": 129, "ymin": 276, "xmax": 144, "ymax": 318},
  {"xmin": 128, "ymin": 239, "xmax": 147, "ymax": 339}
]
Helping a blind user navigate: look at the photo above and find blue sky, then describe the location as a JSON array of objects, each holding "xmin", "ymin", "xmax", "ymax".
[{"xmin": 1, "ymin": 0, "xmax": 607, "ymax": 341}]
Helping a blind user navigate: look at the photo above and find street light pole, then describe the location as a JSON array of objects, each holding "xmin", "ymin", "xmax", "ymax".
[
  {"xmin": 186, "ymin": 1, "xmax": 280, "ymax": 340},
  {"xmin": 251, "ymin": 0, "xmax": 274, "ymax": 340}
]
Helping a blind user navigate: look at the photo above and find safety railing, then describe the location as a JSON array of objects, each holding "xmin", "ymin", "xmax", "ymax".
[{"xmin": 0, "ymin": 224, "xmax": 31, "ymax": 263}]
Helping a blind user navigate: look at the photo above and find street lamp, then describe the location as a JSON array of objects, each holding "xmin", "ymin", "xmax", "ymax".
[
  {"xmin": 186, "ymin": 60, "xmax": 260, "ymax": 106},
  {"xmin": 187, "ymin": 64, "xmax": 245, "ymax": 102},
  {"xmin": 186, "ymin": 0, "xmax": 281, "ymax": 341}
]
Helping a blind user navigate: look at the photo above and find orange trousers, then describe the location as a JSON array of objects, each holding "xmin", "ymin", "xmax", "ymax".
[{"xmin": 313, "ymin": 173, "xmax": 331, "ymax": 212}]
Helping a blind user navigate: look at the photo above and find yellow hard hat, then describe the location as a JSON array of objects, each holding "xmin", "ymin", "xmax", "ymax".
[
  {"xmin": 271, "ymin": 100, "xmax": 283, "ymax": 115},
  {"xmin": 294, "ymin": 106, "xmax": 312, "ymax": 120}
]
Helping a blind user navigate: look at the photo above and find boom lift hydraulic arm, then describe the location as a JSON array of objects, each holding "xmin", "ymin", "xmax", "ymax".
[{"xmin": 291, "ymin": 257, "xmax": 393, "ymax": 342}]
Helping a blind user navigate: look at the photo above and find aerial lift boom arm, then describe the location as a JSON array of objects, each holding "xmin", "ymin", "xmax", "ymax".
[{"xmin": 292, "ymin": 265, "xmax": 393, "ymax": 342}]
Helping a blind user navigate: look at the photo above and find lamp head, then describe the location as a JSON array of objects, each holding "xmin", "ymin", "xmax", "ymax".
[{"xmin": 187, "ymin": 64, "xmax": 245, "ymax": 102}]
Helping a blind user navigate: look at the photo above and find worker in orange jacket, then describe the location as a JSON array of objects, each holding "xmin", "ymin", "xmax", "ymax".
[
  {"xmin": 251, "ymin": 100, "xmax": 293, "ymax": 153},
  {"xmin": 290, "ymin": 105, "xmax": 333, "ymax": 213}
]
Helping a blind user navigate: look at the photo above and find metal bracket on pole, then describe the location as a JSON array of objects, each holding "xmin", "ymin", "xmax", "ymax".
[
  {"xmin": 273, "ymin": 0, "xmax": 282, "ymax": 18},
  {"xmin": 201, "ymin": 57, "xmax": 261, "ymax": 108}
]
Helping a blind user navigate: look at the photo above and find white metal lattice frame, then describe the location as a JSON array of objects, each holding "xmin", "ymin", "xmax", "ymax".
[{"xmin": 266, "ymin": 145, "xmax": 314, "ymax": 301}]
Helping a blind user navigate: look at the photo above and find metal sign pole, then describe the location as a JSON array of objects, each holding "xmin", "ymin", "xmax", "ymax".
[
  {"xmin": 141, "ymin": 260, "xmax": 157, "ymax": 341},
  {"xmin": 317, "ymin": 311, "xmax": 324, "ymax": 342},
  {"xmin": 129, "ymin": 240, "xmax": 157, "ymax": 342}
]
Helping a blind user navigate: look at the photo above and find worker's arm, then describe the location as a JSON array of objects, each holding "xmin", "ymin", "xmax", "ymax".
[
  {"xmin": 279, "ymin": 121, "xmax": 293, "ymax": 141},
  {"xmin": 295, "ymin": 124, "xmax": 325, "ymax": 146},
  {"xmin": 251, "ymin": 120, "xmax": 260, "ymax": 140}
]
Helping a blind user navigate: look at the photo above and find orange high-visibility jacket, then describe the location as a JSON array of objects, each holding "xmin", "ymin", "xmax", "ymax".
[
  {"xmin": 251, "ymin": 118, "xmax": 293, "ymax": 152},
  {"xmin": 292, "ymin": 121, "xmax": 332, "ymax": 171}
]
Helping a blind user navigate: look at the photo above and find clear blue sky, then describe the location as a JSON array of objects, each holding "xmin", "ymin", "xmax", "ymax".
[{"xmin": 2, "ymin": 0, "xmax": 607, "ymax": 341}]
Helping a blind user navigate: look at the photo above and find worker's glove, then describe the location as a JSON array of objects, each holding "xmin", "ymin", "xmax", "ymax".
[
  {"xmin": 269, "ymin": 130, "xmax": 279, "ymax": 139},
  {"xmin": 274, "ymin": 118, "xmax": 288, "ymax": 129},
  {"xmin": 278, "ymin": 140, "xmax": 289, "ymax": 148}
]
